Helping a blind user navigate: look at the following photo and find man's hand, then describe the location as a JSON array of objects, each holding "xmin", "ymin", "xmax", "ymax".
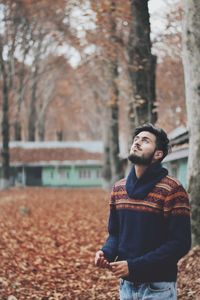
[
  {"xmin": 94, "ymin": 250, "xmax": 111, "ymax": 269},
  {"xmin": 110, "ymin": 261, "xmax": 129, "ymax": 278}
]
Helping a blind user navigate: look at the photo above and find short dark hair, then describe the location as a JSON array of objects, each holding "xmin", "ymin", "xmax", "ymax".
[{"xmin": 133, "ymin": 123, "xmax": 170, "ymax": 161}]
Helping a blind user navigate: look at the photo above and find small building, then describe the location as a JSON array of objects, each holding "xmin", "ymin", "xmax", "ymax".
[
  {"xmin": 0, "ymin": 141, "xmax": 103, "ymax": 188},
  {"xmin": 162, "ymin": 126, "xmax": 189, "ymax": 189},
  {"xmin": 0, "ymin": 128, "xmax": 190, "ymax": 189}
]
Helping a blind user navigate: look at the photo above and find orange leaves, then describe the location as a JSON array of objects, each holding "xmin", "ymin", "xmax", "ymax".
[
  {"xmin": 177, "ymin": 246, "xmax": 200, "ymax": 298},
  {"xmin": 0, "ymin": 187, "xmax": 199, "ymax": 299},
  {"xmin": 0, "ymin": 188, "xmax": 118, "ymax": 299}
]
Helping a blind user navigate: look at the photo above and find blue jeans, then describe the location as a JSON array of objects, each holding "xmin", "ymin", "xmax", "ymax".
[{"xmin": 119, "ymin": 279, "xmax": 177, "ymax": 300}]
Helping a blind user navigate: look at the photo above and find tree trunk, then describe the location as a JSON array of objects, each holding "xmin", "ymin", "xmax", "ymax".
[
  {"xmin": 14, "ymin": 121, "xmax": 22, "ymax": 141},
  {"xmin": 102, "ymin": 108, "xmax": 112, "ymax": 189},
  {"xmin": 101, "ymin": 2, "xmax": 123, "ymax": 188},
  {"xmin": 28, "ymin": 70, "xmax": 38, "ymax": 141},
  {"xmin": 102, "ymin": 60, "xmax": 122, "ymax": 188},
  {"xmin": 28, "ymin": 38, "xmax": 42, "ymax": 141},
  {"xmin": 14, "ymin": 19, "xmax": 31, "ymax": 141},
  {"xmin": 38, "ymin": 109, "xmax": 46, "ymax": 141},
  {"xmin": 56, "ymin": 130, "xmax": 63, "ymax": 141},
  {"xmin": 14, "ymin": 70, "xmax": 26, "ymax": 141},
  {"xmin": 0, "ymin": 45, "xmax": 10, "ymax": 188},
  {"xmin": 38, "ymin": 119, "xmax": 45, "ymax": 141},
  {"xmin": 14, "ymin": 55, "xmax": 28, "ymax": 141},
  {"xmin": 128, "ymin": 0, "xmax": 157, "ymax": 136},
  {"xmin": 182, "ymin": 0, "xmax": 200, "ymax": 245},
  {"xmin": 108, "ymin": 60, "xmax": 122, "ymax": 184},
  {"xmin": 37, "ymin": 72, "xmax": 57, "ymax": 141}
]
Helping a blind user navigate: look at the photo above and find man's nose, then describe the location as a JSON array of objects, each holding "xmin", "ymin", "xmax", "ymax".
[{"xmin": 134, "ymin": 139, "xmax": 141, "ymax": 146}]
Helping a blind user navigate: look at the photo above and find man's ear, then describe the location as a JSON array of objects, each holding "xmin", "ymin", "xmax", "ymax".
[{"xmin": 154, "ymin": 150, "xmax": 163, "ymax": 161}]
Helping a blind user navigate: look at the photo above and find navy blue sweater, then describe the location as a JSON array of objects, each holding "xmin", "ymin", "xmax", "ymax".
[{"xmin": 102, "ymin": 167, "xmax": 191, "ymax": 283}]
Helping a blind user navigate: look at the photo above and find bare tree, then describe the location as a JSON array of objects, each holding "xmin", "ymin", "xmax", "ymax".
[
  {"xmin": 182, "ymin": 0, "xmax": 200, "ymax": 245},
  {"xmin": 128, "ymin": 0, "xmax": 156, "ymax": 140},
  {"xmin": 0, "ymin": 1, "xmax": 21, "ymax": 187},
  {"xmin": 101, "ymin": 2, "xmax": 123, "ymax": 187},
  {"xmin": 0, "ymin": 40, "xmax": 10, "ymax": 188},
  {"xmin": 36, "ymin": 59, "xmax": 63, "ymax": 141},
  {"xmin": 13, "ymin": 19, "xmax": 31, "ymax": 141},
  {"xmin": 28, "ymin": 32, "xmax": 43, "ymax": 141}
]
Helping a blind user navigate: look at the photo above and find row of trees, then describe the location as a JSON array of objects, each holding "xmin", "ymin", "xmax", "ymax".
[
  {"xmin": 90, "ymin": 0, "xmax": 156, "ymax": 186},
  {"xmin": 0, "ymin": 1, "xmax": 200, "ymax": 243},
  {"xmin": 0, "ymin": 0, "xmax": 68, "ymax": 140},
  {"xmin": 0, "ymin": 0, "xmax": 157, "ymax": 188},
  {"xmin": 0, "ymin": 0, "xmax": 70, "ymax": 186}
]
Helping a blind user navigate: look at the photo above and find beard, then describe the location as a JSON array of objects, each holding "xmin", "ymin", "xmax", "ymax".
[{"xmin": 128, "ymin": 151, "xmax": 155, "ymax": 166}]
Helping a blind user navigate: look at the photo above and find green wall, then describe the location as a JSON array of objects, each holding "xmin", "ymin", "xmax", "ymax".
[
  {"xmin": 177, "ymin": 159, "xmax": 187, "ymax": 189},
  {"xmin": 42, "ymin": 165, "xmax": 102, "ymax": 187},
  {"xmin": 163, "ymin": 158, "xmax": 188, "ymax": 189}
]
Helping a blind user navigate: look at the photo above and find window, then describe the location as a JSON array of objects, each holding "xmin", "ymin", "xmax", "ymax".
[
  {"xmin": 59, "ymin": 170, "xmax": 65, "ymax": 178},
  {"xmin": 87, "ymin": 169, "xmax": 91, "ymax": 178},
  {"xmin": 58, "ymin": 168, "xmax": 70, "ymax": 179},
  {"xmin": 96, "ymin": 168, "xmax": 102, "ymax": 178},
  {"xmin": 171, "ymin": 163, "xmax": 178, "ymax": 177},
  {"xmin": 79, "ymin": 168, "xmax": 91, "ymax": 178},
  {"xmin": 79, "ymin": 169, "xmax": 83, "ymax": 178}
]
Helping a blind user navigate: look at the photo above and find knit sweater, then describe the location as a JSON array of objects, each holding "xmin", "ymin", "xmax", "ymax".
[{"xmin": 102, "ymin": 168, "xmax": 191, "ymax": 283}]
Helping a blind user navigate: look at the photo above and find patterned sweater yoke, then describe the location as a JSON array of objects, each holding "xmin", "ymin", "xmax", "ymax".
[{"xmin": 111, "ymin": 175, "xmax": 191, "ymax": 217}]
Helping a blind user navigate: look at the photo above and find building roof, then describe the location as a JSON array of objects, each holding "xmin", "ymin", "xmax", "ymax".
[
  {"xmin": 168, "ymin": 126, "xmax": 188, "ymax": 146},
  {"xmin": 168, "ymin": 126, "xmax": 187, "ymax": 140},
  {"xmin": 161, "ymin": 126, "xmax": 189, "ymax": 163},
  {"xmin": 7, "ymin": 141, "xmax": 103, "ymax": 152},
  {"xmin": 0, "ymin": 141, "xmax": 103, "ymax": 166},
  {"xmin": 163, "ymin": 146, "xmax": 188, "ymax": 163}
]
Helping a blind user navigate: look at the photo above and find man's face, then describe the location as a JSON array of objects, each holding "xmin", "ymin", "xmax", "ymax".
[{"xmin": 128, "ymin": 131, "xmax": 159, "ymax": 165}]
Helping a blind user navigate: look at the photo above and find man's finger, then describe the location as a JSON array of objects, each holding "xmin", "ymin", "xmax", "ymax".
[
  {"xmin": 111, "ymin": 264, "xmax": 121, "ymax": 272},
  {"xmin": 95, "ymin": 251, "xmax": 104, "ymax": 265},
  {"xmin": 110, "ymin": 261, "xmax": 121, "ymax": 267},
  {"xmin": 96, "ymin": 257, "xmax": 105, "ymax": 266},
  {"xmin": 96, "ymin": 256, "xmax": 110, "ymax": 268}
]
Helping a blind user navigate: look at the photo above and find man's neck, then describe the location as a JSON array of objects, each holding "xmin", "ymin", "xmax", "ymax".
[{"xmin": 134, "ymin": 165, "xmax": 149, "ymax": 178}]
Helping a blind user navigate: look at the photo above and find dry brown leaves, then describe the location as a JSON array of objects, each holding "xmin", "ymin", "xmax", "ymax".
[{"xmin": 0, "ymin": 188, "xmax": 199, "ymax": 300}]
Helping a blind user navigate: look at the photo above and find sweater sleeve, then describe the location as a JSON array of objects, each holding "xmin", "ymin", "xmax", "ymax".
[
  {"xmin": 101, "ymin": 185, "xmax": 119, "ymax": 262},
  {"xmin": 127, "ymin": 184, "xmax": 191, "ymax": 281}
]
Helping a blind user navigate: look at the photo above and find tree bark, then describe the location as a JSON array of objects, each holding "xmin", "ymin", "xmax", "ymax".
[
  {"xmin": 102, "ymin": 108, "xmax": 112, "ymax": 189},
  {"xmin": 28, "ymin": 37, "xmax": 42, "ymax": 141},
  {"xmin": 38, "ymin": 113, "xmax": 46, "ymax": 141},
  {"xmin": 56, "ymin": 130, "xmax": 63, "ymax": 141},
  {"xmin": 128, "ymin": 0, "xmax": 157, "ymax": 136},
  {"xmin": 182, "ymin": 0, "xmax": 200, "ymax": 245},
  {"xmin": 37, "ymin": 70, "xmax": 58, "ymax": 141},
  {"xmin": 102, "ymin": 62, "xmax": 122, "ymax": 188},
  {"xmin": 0, "ymin": 43, "xmax": 10, "ymax": 188},
  {"xmin": 14, "ymin": 68, "xmax": 26, "ymax": 141},
  {"xmin": 108, "ymin": 60, "xmax": 122, "ymax": 185},
  {"xmin": 101, "ymin": 2, "xmax": 123, "ymax": 188},
  {"xmin": 14, "ymin": 33, "xmax": 30, "ymax": 141}
]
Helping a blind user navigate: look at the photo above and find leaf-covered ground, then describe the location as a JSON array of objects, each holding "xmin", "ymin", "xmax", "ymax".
[{"xmin": 0, "ymin": 188, "xmax": 199, "ymax": 300}]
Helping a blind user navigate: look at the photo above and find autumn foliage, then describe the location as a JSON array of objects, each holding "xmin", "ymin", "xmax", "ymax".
[
  {"xmin": 0, "ymin": 188, "xmax": 199, "ymax": 299},
  {"xmin": 0, "ymin": 188, "xmax": 118, "ymax": 299}
]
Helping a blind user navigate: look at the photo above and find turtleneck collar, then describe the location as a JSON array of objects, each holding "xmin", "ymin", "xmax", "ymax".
[{"xmin": 125, "ymin": 162, "xmax": 168, "ymax": 199}]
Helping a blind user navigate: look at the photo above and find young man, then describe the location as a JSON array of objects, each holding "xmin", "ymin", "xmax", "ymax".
[{"xmin": 95, "ymin": 124, "xmax": 191, "ymax": 300}]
